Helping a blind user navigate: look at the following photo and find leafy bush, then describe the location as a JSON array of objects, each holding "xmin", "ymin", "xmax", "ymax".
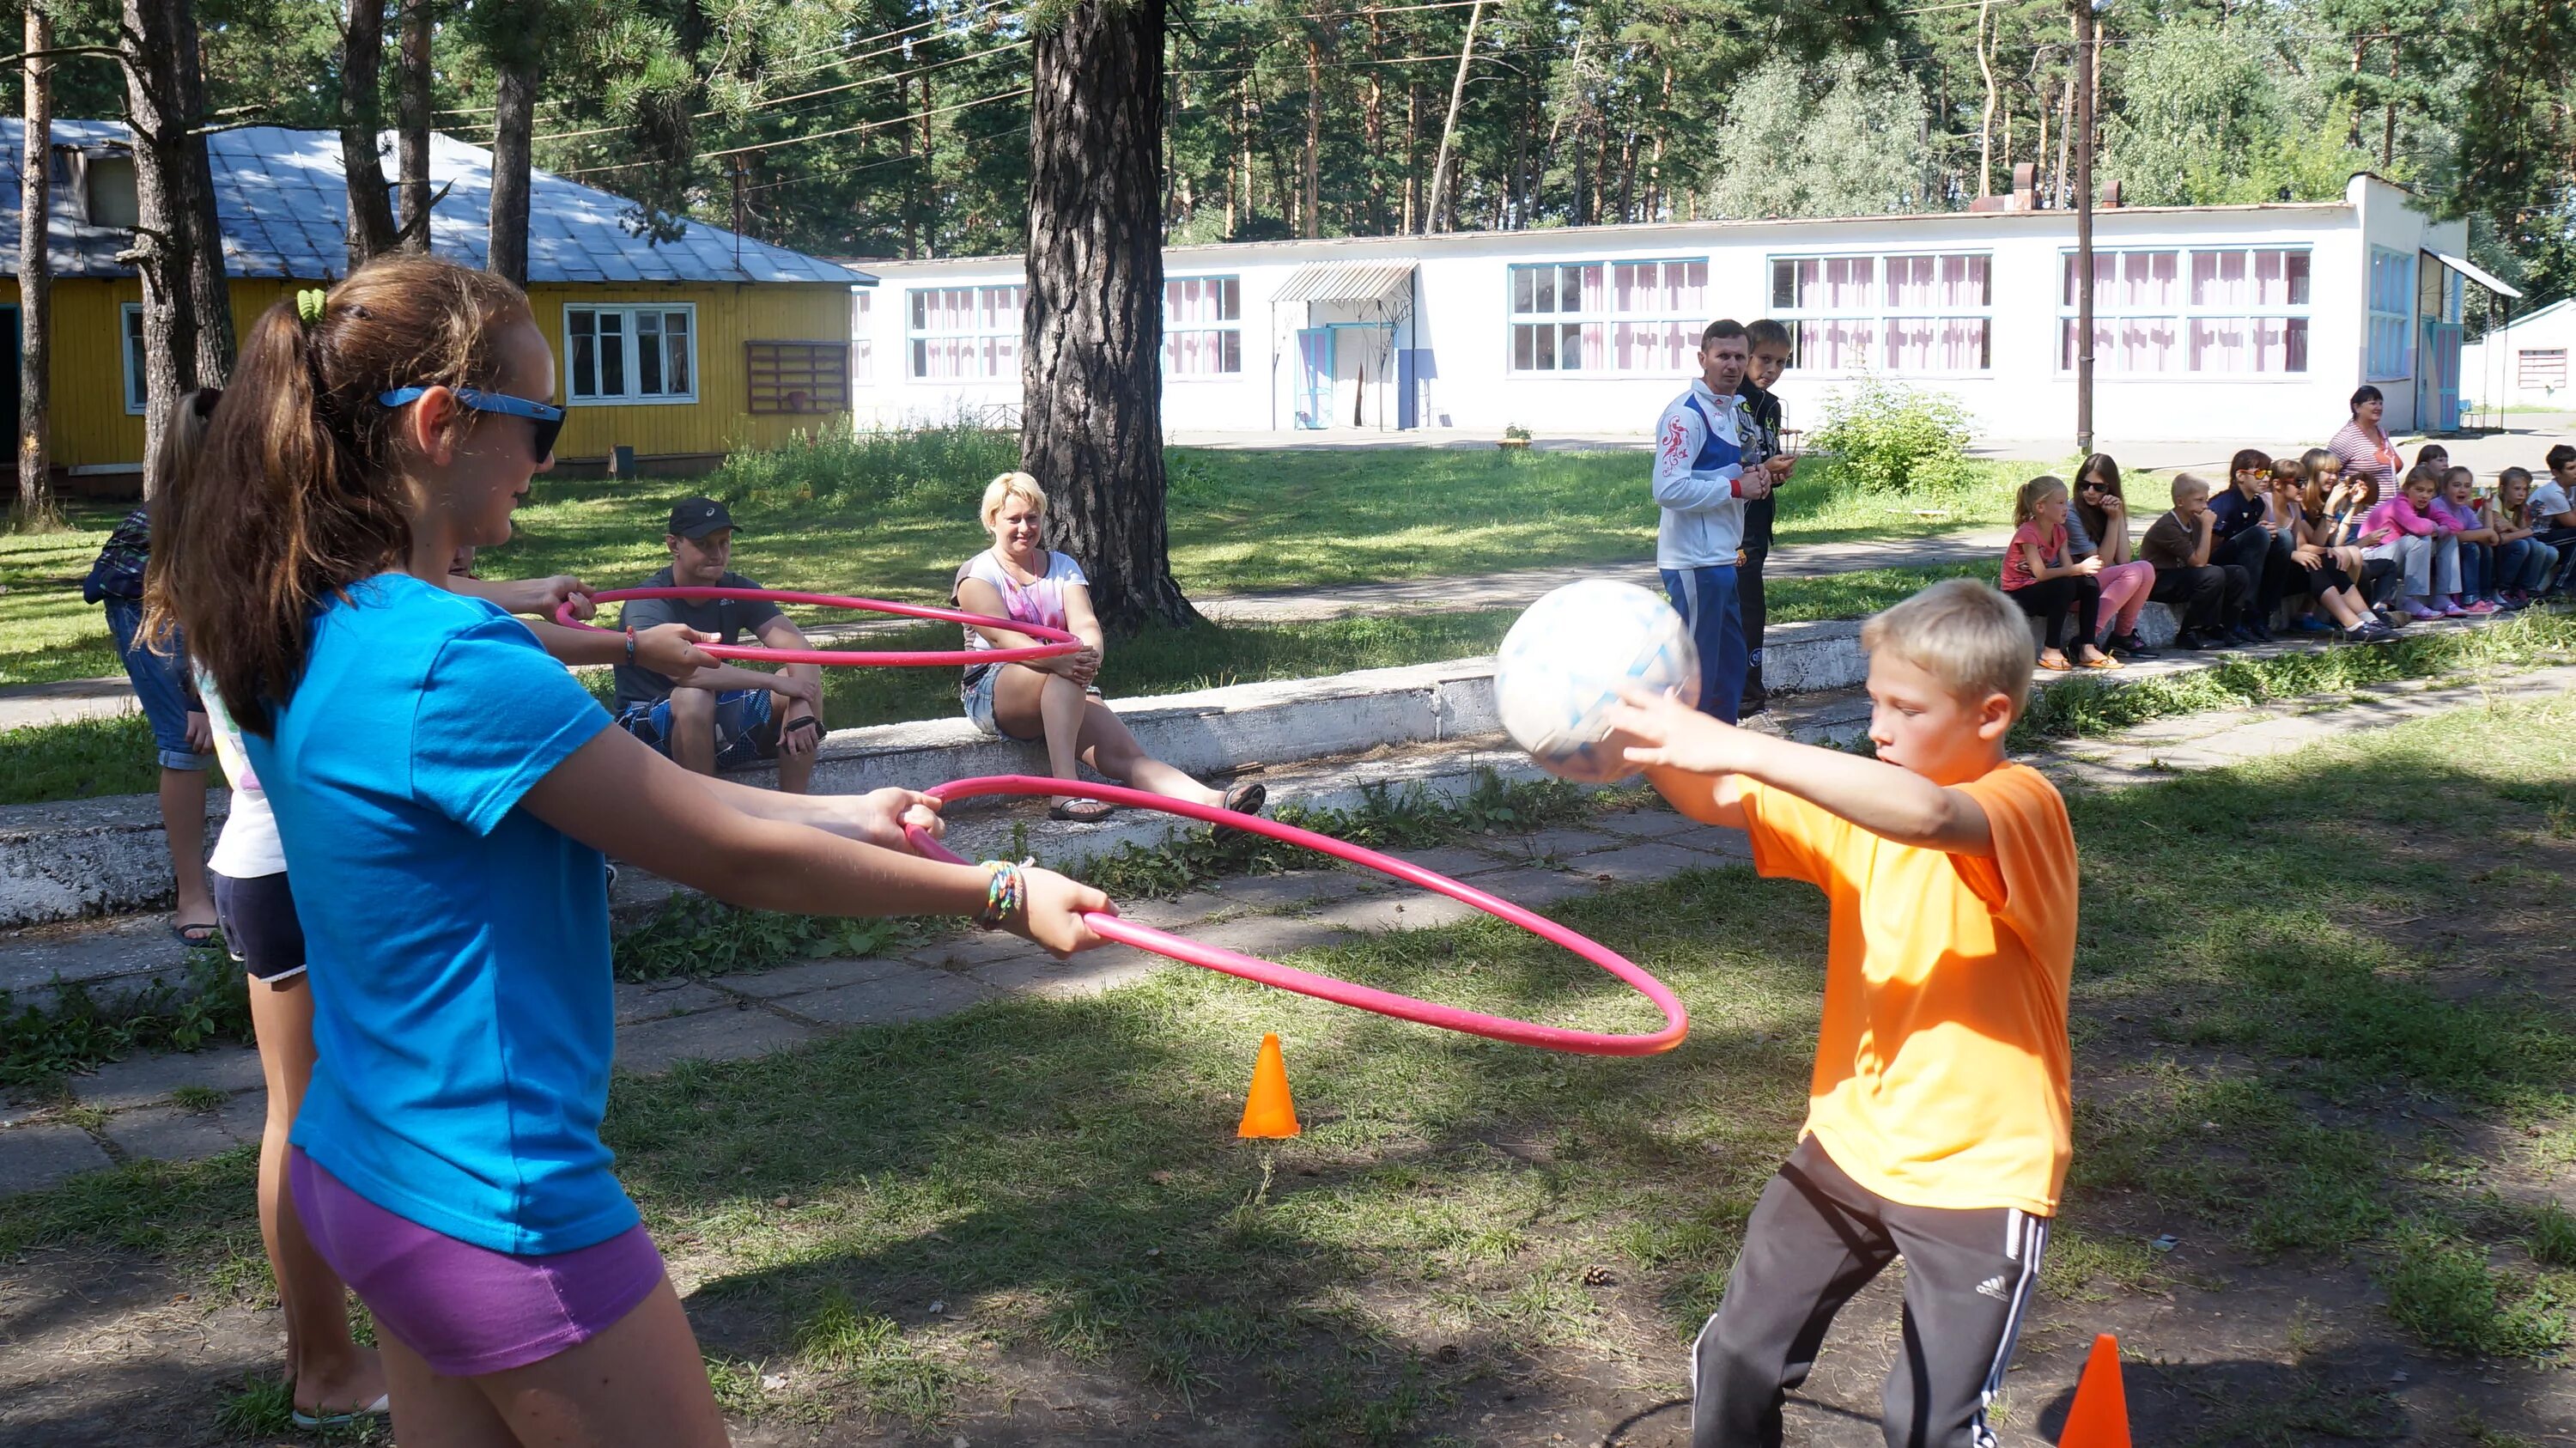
[
  {"xmin": 0, "ymin": 949, "xmax": 252, "ymax": 1088},
  {"xmin": 702, "ymin": 419, "xmax": 1018, "ymax": 514},
  {"xmin": 1807, "ymin": 374, "xmax": 1975, "ymax": 495}
]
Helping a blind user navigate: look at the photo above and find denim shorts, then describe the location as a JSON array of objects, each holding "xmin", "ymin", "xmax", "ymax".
[
  {"xmin": 961, "ymin": 666, "xmax": 1000, "ymax": 736},
  {"xmin": 615, "ymin": 688, "xmax": 775, "ymax": 769},
  {"xmin": 104, "ymin": 597, "xmax": 211, "ymax": 771}
]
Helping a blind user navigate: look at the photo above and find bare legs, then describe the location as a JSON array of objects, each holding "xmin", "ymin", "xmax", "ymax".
[
  {"xmin": 991, "ymin": 665, "xmax": 1224, "ymax": 809},
  {"xmin": 246, "ymin": 976, "xmax": 385, "ymax": 1415},
  {"xmin": 161, "ymin": 766, "xmax": 215, "ymax": 935},
  {"xmin": 374, "ymin": 1278, "xmax": 727, "ymax": 1448},
  {"xmin": 768, "ymin": 687, "xmax": 814, "ymax": 795},
  {"xmin": 665, "ymin": 688, "xmax": 813, "ymax": 794}
]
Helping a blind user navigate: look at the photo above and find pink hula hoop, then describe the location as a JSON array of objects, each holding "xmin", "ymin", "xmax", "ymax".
[
  {"xmin": 905, "ymin": 776, "xmax": 1689, "ymax": 1057},
  {"xmin": 557, "ymin": 587, "xmax": 1084, "ymax": 667}
]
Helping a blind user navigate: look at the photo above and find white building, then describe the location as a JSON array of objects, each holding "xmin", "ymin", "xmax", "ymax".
[
  {"xmin": 2460, "ymin": 297, "xmax": 2575, "ymax": 414},
  {"xmin": 851, "ymin": 173, "xmax": 2489, "ymax": 444}
]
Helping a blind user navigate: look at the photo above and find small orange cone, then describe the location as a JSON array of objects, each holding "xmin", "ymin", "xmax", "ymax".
[
  {"xmin": 2057, "ymin": 1332, "xmax": 2130, "ymax": 1448},
  {"xmin": 1236, "ymin": 1033, "xmax": 1301, "ymax": 1138}
]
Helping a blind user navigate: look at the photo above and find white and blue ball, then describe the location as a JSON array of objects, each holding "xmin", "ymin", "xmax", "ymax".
[{"xmin": 1495, "ymin": 580, "xmax": 1699, "ymax": 784}]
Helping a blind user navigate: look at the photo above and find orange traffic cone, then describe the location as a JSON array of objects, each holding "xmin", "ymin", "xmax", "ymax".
[
  {"xmin": 2057, "ymin": 1332, "xmax": 2130, "ymax": 1448},
  {"xmin": 1236, "ymin": 1032, "xmax": 1301, "ymax": 1139}
]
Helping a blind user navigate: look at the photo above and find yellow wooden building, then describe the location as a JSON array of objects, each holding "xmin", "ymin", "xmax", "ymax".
[{"xmin": 1, "ymin": 121, "xmax": 867, "ymax": 484}]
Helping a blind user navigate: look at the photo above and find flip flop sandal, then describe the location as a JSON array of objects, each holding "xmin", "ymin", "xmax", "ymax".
[
  {"xmin": 1048, "ymin": 799, "xmax": 1117, "ymax": 824},
  {"xmin": 1213, "ymin": 781, "xmax": 1268, "ymax": 840},
  {"xmin": 2081, "ymin": 654, "xmax": 2123, "ymax": 670},
  {"xmin": 170, "ymin": 920, "xmax": 219, "ymax": 948},
  {"xmin": 2036, "ymin": 657, "xmax": 2075, "ymax": 672},
  {"xmin": 292, "ymin": 1394, "xmax": 391, "ymax": 1430}
]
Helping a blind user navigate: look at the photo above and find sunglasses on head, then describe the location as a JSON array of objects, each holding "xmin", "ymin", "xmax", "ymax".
[{"xmin": 379, "ymin": 386, "xmax": 564, "ymax": 464}]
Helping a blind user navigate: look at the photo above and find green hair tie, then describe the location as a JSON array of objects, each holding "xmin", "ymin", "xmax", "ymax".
[{"xmin": 295, "ymin": 288, "xmax": 327, "ymax": 327}]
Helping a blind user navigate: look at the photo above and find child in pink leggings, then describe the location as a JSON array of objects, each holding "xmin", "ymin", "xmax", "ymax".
[{"xmin": 2069, "ymin": 453, "xmax": 2160, "ymax": 658}]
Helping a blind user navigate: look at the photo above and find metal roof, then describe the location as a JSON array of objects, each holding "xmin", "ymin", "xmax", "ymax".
[
  {"xmin": 0, "ymin": 120, "xmax": 870, "ymax": 287},
  {"xmin": 1269, "ymin": 260, "xmax": 1414, "ymax": 304},
  {"xmin": 2427, "ymin": 250, "xmax": 2521, "ymax": 301}
]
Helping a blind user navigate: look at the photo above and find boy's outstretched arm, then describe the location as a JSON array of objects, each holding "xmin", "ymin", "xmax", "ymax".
[{"xmin": 1610, "ymin": 685, "xmax": 1995, "ymax": 856}]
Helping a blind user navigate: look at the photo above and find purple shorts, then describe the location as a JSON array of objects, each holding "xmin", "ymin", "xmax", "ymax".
[{"xmin": 289, "ymin": 1147, "xmax": 666, "ymax": 1376}]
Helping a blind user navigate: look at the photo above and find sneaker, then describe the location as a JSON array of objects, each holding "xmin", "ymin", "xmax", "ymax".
[
  {"xmin": 2461, "ymin": 599, "xmax": 2500, "ymax": 616},
  {"xmin": 2349, "ymin": 622, "xmax": 2400, "ymax": 644},
  {"xmin": 2373, "ymin": 606, "xmax": 2409, "ymax": 628},
  {"xmin": 2403, "ymin": 601, "xmax": 2445, "ymax": 621},
  {"xmin": 2440, "ymin": 601, "xmax": 2470, "ymax": 618},
  {"xmin": 2290, "ymin": 615, "xmax": 2334, "ymax": 633},
  {"xmin": 2226, "ymin": 624, "xmax": 2261, "ymax": 645},
  {"xmin": 2244, "ymin": 619, "xmax": 2276, "ymax": 642},
  {"xmin": 2169, "ymin": 629, "xmax": 2209, "ymax": 651},
  {"xmin": 2109, "ymin": 632, "xmax": 2160, "ymax": 660}
]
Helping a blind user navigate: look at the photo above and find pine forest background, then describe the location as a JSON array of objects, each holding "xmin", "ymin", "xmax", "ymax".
[{"xmin": 13, "ymin": 0, "xmax": 2575, "ymax": 315}]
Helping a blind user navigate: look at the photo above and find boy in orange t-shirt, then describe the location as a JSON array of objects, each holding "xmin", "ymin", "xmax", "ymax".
[{"xmin": 1610, "ymin": 577, "xmax": 2079, "ymax": 1448}]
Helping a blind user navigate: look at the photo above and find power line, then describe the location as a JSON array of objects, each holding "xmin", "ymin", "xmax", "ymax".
[{"xmin": 553, "ymin": 85, "xmax": 1031, "ymax": 176}]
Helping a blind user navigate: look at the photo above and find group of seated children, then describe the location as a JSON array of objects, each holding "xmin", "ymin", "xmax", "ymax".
[{"xmin": 2001, "ymin": 444, "xmax": 2576, "ymax": 665}]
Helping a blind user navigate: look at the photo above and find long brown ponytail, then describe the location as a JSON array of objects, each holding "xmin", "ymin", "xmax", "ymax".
[{"xmin": 149, "ymin": 255, "xmax": 534, "ymax": 735}]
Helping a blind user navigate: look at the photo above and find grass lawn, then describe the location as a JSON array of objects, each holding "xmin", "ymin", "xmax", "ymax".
[
  {"xmin": 7, "ymin": 694, "xmax": 2572, "ymax": 1443},
  {"xmin": 0, "ymin": 502, "xmax": 131, "ymax": 688},
  {"xmin": 0, "ymin": 562, "xmax": 1993, "ymax": 807}
]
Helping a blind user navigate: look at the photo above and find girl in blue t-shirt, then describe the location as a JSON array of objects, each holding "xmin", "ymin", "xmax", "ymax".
[{"xmin": 147, "ymin": 254, "xmax": 1111, "ymax": 1445}]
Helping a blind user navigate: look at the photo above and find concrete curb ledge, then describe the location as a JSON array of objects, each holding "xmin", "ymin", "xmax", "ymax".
[{"xmin": 0, "ymin": 598, "xmax": 2183, "ymax": 930}]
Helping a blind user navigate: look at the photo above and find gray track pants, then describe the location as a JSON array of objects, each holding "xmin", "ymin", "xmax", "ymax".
[{"xmin": 1690, "ymin": 1135, "xmax": 2049, "ymax": 1448}]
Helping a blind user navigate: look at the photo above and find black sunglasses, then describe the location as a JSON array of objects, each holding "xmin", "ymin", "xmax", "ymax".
[{"xmin": 379, "ymin": 386, "xmax": 564, "ymax": 464}]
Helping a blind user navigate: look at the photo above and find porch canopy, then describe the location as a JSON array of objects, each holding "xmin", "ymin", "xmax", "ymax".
[{"xmin": 1271, "ymin": 261, "xmax": 1415, "ymax": 306}]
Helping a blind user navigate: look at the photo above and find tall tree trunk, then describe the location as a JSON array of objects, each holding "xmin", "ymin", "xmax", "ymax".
[
  {"xmin": 1402, "ymin": 80, "xmax": 1419, "ymax": 232},
  {"xmin": 2347, "ymin": 36, "xmax": 2366, "ymax": 148},
  {"xmin": 121, "ymin": 0, "xmax": 233, "ymax": 496},
  {"xmin": 1363, "ymin": 12, "xmax": 1383, "ymax": 230},
  {"xmin": 1022, "ymin": 0, "xmax": 1194, "ymax": 633},
  {"xmin": 2381, "ymin": 39, "xmax": 2397, "ymax": 168},
  {"xmin": 483, "ymin": 9, "xmax": 543, "ymax": 286},
  {"xmin": 340, "ymin": 0, "xmax": 398, "ymax": 266},
  {"xmin": 395, "ymin": 0, "xmax": 433, "ymax": 248},
  {"xmin": 1975, "ymin": 0, "xmax": 1996, "ymax": 196},
  {"xmin": 1301, "ymin": 33, "xmax": 1320, "ymax": 237},
  {"xmin": 15, "ymin": 4, "xmax": 54, "ymax": 527},
  {"xmin": 1426, "ymin": 0, "xmax": 1482, "ymax": 233}
]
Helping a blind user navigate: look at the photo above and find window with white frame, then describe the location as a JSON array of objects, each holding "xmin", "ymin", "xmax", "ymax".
[
  {"xmin": 2366, "ymin": 246, "xmax": 2413, "ymax": 380},
  {"xmin": 852, "ymin": 291, "xmax": 872, "ymax": 386},
  {"xmin": 1769, "ymin": 253, "xmax": 1993, "ymax": 374},
  {"xmin": 2056, "ymin": 247, "xmax": 2310, "ymax": 375},
  {"xmin": 1164, "ymin": 276, "xmax": 1241, "ymax": 376},
  {"xmin": 908, "ymin": 284, "xmax": 1023, "ymax": 380},
  {"xmin": 565, "ymin": 304, "xmax": 696, "ymax": 404},
  {"xmin": 1507, "ymin": 259, "xmax": 1708, "ymax": 374},
  {"xmin": 121, "ymin": 302, "xmax": 145, "ymax": 414}
]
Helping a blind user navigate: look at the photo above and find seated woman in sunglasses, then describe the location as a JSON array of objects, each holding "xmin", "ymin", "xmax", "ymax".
[{"xmin": 607, "ymin": 497, "xmax": 827, "ymax": 794}]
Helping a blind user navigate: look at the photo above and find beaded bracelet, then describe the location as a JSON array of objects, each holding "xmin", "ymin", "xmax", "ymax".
[
  {"xmin": 975, "ymin": 859, "xmax": 1028, "ymax": 931},
  {"xmin": 624, "ymin": 624, "xmax": 638, "ymax": 665}
]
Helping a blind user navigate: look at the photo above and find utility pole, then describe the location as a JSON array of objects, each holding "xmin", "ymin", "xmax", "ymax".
[{"xmin": 2075, "ymin": 0, "xmax": 2099, "ymax": 455}]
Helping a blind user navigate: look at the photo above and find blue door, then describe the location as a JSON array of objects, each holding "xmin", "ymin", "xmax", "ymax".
[
  {"xmin": 1293, "ymin": 328, "xmax": 1329, "ymax": 429},
  {"xmin": 2421, "ymin": 320, "xmax": 2462, "ymax": 431}
]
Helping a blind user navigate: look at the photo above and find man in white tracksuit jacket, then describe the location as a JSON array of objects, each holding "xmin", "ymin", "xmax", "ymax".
[{"xmin": 1652, "ymin": 319, "xmax": 1773, "ymax": 722}]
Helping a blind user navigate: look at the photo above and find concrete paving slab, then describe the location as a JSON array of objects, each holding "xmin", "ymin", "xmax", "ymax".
[
  {"xmin": 781, "ymin": 967, "xmax": 995, "ymax": 1027},
  {"xmin": 0, "ymin": 1123, "xmax": 112, "ymax": 1197},
  {"xmin": 710, "ymin": 955, "xmax": 918, "ymax": 1000},
  {"xmin": 1500, "ymin": 827, "xmax": 1628, "ymax": 861},
  {"xmin": 1204, "ymin": 871, "xmax": 1364, "ymax": 911},
  {"xmin": 1461, "ymin": 867, "xmax": 1595, "ymax": 910},
  {"xmin": 71, "ymin": 1045, "xmax": 265, "ymax": 1109},
  {"xmin": 1110, "ymin": 892, "xmax": 1226, "ymax": 929},
  {"xmin": 1590, "ymin": 808, "xmax": 1700, "ymax": 840},
  {"xmin": 1305, "ymin": 891, "xmax": 1488, "ymax": 935},
  {"xmin": 1188, "ymin": 914, "xmax": 1360, "ymax": 959},
  {"xmin": 1571, "ymin": 842, "xmax": 1732, "ymax": 885},
  {"xmin": 969, "ymin": 946, "xmax": 1165, "ymax": 1000},
  {"xmin": 612, "ymin": 979, "xmax": 731, "ymax": 1025},
  {"xmin": 904, "ymin": 932, "xmax": 1044, "ymax": 970},
  {"xmin": 1380, "ymin": 845, "xmax": 1513, "ymax": 879},
  {"xmin": 0, "ymin": 916, "xmax": 195, "ymax": 999},
  {"xmin": 615, "ymin": 1007, "xmax": 820, "ymax": 1075},
  {"xmin": 1665, "ymin": 825, "xmax": 1754, "ymax": 861},
  {"xmin": 106, "ymin": 1097, "xmax": 261, "ymax": 1164}
]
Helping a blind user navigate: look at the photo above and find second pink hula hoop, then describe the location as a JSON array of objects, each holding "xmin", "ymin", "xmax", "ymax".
[
  {"xmin": 906, "ymin": 776, "xmax": 1689, "ymax": 1057},
  {"xmin": 558, "ymin": 586, "xmax": 1084, "ymax": 668}
]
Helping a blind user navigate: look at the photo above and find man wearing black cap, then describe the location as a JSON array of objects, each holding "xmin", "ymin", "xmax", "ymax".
[{"xmin": 610, "ymin": 497, "xmax": 824, "ymax": 793}]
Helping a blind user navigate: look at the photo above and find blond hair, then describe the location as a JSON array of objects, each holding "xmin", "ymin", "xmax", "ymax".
[
  {"xmin": 1860, "ymin": 578, "xmax": 2034, "ymax": 720},
  {"xmin": 2169, "ymin": 472, "xmax": 2214, "ymax": 503},
  {"xmin": 2014, "ymin": 475, "xmax": 2067, "ymax": 527},
  {"xmin": 979, "ymin": 471, "xmax": 1048, "ymax": 529}
]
